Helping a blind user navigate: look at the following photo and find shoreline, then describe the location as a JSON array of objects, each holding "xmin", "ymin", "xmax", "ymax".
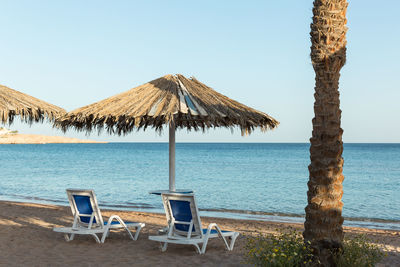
[
  {"xmin": 2, "ymin": 196, "xmax": 399, "ymax": 231},
  {"xmin": 0, "ymin": 200, "xmax": 399, "ymax": 266},
  {"xmin": 0, "ymin": 133, "xmax": 106, "ymax": 144}
]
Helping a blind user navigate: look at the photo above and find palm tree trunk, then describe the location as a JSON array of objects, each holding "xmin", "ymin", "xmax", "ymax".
[{"xmin": 303, "ymin": 0, "xmax": 348, "ymax": 266}]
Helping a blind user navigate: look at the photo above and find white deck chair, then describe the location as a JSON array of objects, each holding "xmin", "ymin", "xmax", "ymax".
[
  {"xmin": 149, "ymin": 193, "xmax": 239, "ymax": 254},
  {"xmin": 53, "ymin": 189, "xmax": 145, "ymax": 243}
]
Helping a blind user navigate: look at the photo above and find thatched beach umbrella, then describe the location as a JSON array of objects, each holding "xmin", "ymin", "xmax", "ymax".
[
  {"xmin": 56, "ymin": 74, "xmax": 279, "ymax": 191},
  {"xmin": 1, "ymin": 84, "xmax": 65, "ymax": 124}
]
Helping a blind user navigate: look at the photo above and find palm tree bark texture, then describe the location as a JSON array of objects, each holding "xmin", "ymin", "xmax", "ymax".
[{"xmin": 303, "ymin": 0, "xmax": 348, "ymax": 266}]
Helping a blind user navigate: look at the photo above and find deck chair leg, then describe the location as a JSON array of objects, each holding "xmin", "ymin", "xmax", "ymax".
[
  {"xmin": 200, "ymin": 237, "xmax": 210, "ymax": 254},
  {"xmin": 101, "ymin": 227, "xmax": 111, "ymax": 243},
  {"xmin": 161, "ymin": 242, "xmax": 168, "ymax": 252},
  {"xmin": 123, "ymin": 227, "xmax": 135, "ymax": 241},
  {"xmin": 133, "ymin": 225, "xmax": 142, "ymax": 241},
  {"xmin": 228, "ymin": 233, "xmax": 239, "ymax": 251},
  {"xmin": 217, "ymin": 232, "xmax": 230, "ymax": 251},
  {"xmin": 92, "ymin": 234, "xmax": 101, "ymax": 243},
  {"xmin": 193, "ymin": 244, "xmax": 202, "ymax": 254},
  {"xmin": 64, "ymin": 233, "xmax": 74, "ymax": 242}
]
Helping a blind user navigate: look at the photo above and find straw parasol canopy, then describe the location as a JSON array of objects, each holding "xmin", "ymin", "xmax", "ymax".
[
  {"xmin": 1, "ymin": 84, "xmax": 66, "ymax": 124},
  {"xmin": 56, "ymin": 74, "xmax": 279, "ymax": 192},
  {"xmin": 56, "ymin": 74, "xmax": 279, "ymax": 134}
]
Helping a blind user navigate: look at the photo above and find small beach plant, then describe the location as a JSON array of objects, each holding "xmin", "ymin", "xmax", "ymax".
[
  {"xmin": 245, "ymin": 230, "xmax": 315, "ymax": 267},
  {"xmin": 332, "ymin": 235, "xmax": 384, "ymax": 267},
  {"xmin": 245, "ymin": 231, "xmax": 384, "ymax": 267}
]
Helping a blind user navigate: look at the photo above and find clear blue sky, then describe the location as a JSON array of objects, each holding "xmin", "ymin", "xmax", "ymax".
[{"xmin": 1, "ymin": 0, "xmax": 399, "ymax": 143}]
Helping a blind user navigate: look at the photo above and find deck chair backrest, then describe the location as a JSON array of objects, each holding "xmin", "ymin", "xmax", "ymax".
[
  {"xmin": 66, "ymin": 189, "xmax": 104, "ymax": 229},
  {"xmin": 161, "ymin": 193, "xmax": 202, "ymax": 238}
]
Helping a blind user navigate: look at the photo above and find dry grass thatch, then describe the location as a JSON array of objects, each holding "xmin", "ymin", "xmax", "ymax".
[
  {"xmin": 0, "ymin": 84, "xmax": 66, "ymax": 124},
  {"xmin": 56, "ymin": 74, "xmax": 279, "ymax": 135}
]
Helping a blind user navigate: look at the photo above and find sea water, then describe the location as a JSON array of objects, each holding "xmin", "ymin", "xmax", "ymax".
[{"xmin": 0, "ymin": 143, "xmax": 399, "ymax": 230}]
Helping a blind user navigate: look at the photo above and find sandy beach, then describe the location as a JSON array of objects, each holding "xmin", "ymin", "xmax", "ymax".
[
  {"xmin": 0, "ymin": 201, "xmax": 398, "ymax": 266},
  {"xmin": 0, "ymin": 133, "xmax": 105, "ymax": 144}
]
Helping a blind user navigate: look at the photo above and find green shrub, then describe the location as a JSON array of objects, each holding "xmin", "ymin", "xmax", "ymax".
[
  {"xmin": 245, "ymin": 231, "xmax": 384, "ymax": 267},
  {"xmin": 245, "ymin": 230, "xmax": 314, "ymax": 267},
  {"xmin": 333, "ymin": 235, "xmax": 384, "ymax": 267}
]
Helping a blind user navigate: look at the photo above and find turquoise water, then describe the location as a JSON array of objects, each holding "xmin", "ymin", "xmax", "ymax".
[{"xmin": 0, "ymin": 143, "xmax": 399, "ymax": 230}]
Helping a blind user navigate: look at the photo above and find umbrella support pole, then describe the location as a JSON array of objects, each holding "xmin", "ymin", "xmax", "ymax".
[{"xmin": 169, "ymin": 121, "xmax": 176, "ymax": 192}]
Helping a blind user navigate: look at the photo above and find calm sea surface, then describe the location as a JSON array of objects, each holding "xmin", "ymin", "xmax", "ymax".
[{"xmin": 0, "ymin": 143, "xmax": 399, "ymax": 230}]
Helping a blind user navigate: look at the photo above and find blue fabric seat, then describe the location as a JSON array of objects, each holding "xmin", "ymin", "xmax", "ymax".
[
  {"xmin": 104, "ymin": 220, "xmax": 136, "ymax": 225},
  {"xmin": 202, "ymin": 229, "xmax": 229, "ymax": 235}
]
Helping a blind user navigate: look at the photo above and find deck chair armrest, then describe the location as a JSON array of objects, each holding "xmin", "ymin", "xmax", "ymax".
[
  {"xmin": 201, "ymin": 223, "xmax": 236, "ymax": 254},
  {"xmin": 88, "ymin": 214, "xmax": 95, "ymax": 229},
  {"xmin": 105, "ymin": 215, "xmax": 127, "ymax": 228},
  {"xmin": 168, "ymin": 219, "xmax": 194, "ymax": 239},
  {"xmin": 173, "ymin": 220, "xmax": 192, "ymax": 225},
  {"xmin": 72, "ymin": 215, "xmax": 79, "ymax": 229},
  {"xmin": 204, "ymin": 223, "xmax": 223, "ymax": 237},
  {"xmin": 101, "ymin": 215, "xmax": 140, "ymax": 243}
]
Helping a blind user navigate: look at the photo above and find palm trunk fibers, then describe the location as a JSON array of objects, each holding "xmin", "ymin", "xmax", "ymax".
[{"xmin": 304, "ymin": 0, "xmax": 348, "ymax": 266}]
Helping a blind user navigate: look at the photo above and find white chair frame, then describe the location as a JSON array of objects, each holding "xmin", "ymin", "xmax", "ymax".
[
  {"xmin": 53, "ymin": 189, "xmax": 145, "ymax": 243},
  {"xmin": 149, "ymin": 193, "xmax": 239, "ymax": 254}
]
